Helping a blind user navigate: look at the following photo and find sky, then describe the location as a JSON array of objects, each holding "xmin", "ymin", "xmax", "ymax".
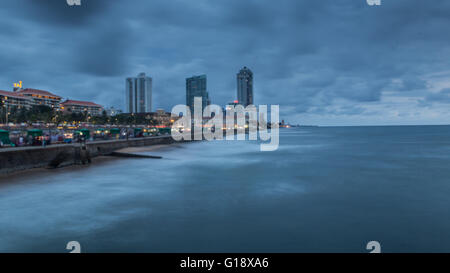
[{"xmin": 1, "ymin": 0, "xmax": 450, "ymax": 126}]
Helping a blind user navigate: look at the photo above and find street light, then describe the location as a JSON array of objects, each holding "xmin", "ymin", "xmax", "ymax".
[{"xmin": 2, "ymin": 99, "xmax": 8, "ymax": 125}]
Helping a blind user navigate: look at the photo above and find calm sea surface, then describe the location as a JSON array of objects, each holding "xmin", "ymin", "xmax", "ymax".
[{"xmin": 1, "ymin": 126, "xmax": 450, "ymax": 252}]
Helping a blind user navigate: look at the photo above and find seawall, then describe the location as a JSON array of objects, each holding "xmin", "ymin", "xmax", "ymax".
[{"xmin": 0, "ymin": 136, "xmax": 176, "ymax": 175}]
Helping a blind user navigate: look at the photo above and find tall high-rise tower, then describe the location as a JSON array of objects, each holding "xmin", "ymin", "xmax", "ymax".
[
  {"xmin": 125, "ymin": 72, "xmax": 152, "ymax": 113},
  {"xmin": 237, "ymin": 66, "xmax": 253, "ymax": 106},
  {"xmin": 186, "ymin": 75, "xmax": 210, "ymax": 112}
]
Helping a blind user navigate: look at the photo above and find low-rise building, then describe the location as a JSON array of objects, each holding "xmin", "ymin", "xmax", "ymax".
[
  {"xmin": 105, "ymin": 106, "xmax": 123, "ymax": 116},
  {"xmin": 225, "ymin": 100, "xmax": 240, "ymax": 112},
  {"xmin": 15, "ymin": 88, "xmax": 62, "ymax": 109},
  {"xmin": 153, "ymin": 109, "xmax": 174, "ymax": 126},
  {"xmin": 0, "ymin": 90, "xmax": 32, "ymax": 109},
  {"xmin": 60, "ymin": 100, "xmax": 104, "ymax": 116}
]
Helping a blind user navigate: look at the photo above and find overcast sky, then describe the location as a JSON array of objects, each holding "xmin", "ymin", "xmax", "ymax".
[{"xmin": 1, "ymin": 0, "xmax": 450, "ymax": 125}]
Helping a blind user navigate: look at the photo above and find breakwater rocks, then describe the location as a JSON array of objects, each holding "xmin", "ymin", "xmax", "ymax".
[{"xmin": 0, "ymin": 136, "xmax": 175, "ymax": 175}]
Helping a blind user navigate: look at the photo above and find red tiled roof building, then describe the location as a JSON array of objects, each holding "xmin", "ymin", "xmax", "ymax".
[
  {"xmin": 0, "ymin": 90, "xmax": 32, "ymax": 109},
  {"xmin": 15, "ymin": 88, "xmax": 62, "ymax": 109},
  {"xmin": 60, "ymin": 100, "xmax": 104, "ymax": 116}
]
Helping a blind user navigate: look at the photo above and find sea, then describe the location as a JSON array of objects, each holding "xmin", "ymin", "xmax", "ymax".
[{"xmin": 0, "ymin": 125, "xmax": 450, "ymax": 253}]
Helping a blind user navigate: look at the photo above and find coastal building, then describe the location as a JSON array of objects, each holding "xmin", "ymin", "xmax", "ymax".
[
  {"xmin": 225, "ymin": 100, "xmax": 240, "ymax": 112},
  {"xmin": 1, "ymin": 86, "xmax": 105, "ymax": 117},
  {"xmin": 152, "ymin": 109, "xmax": 174, "ymax": 126},
  {"xmin": 15, "ymin": 88, "xmax": 62, "ymax": 109},
  {"xmin": 105, "ymin": 106, "xmax": 122, "ymax": 116},
  {"xmin": 186, "ymin": 75, "xmax": 210, "ymax": 112},
  {"xmin": 0, "ymin": 90, "xmax": 32, "ymax": 109},
  {"xmin": 125, "ymin": 73, "xmax": 152, "ymax": 113},
  {"xmin": 237, "ymin": 66, "xmax": 253, "ymax": 106},
  {"xmin": 60, "ymin": 99, "xmax": 104, "ymax": 116}
]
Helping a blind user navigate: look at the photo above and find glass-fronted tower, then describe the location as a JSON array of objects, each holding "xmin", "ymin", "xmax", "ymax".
[
  {"xmin": 186, "ymin": 75, "xmax": 210, "ymax": 112},
  {"xmin": 237, "ymin": 66, "xmax": 253, "ymax": 106},
  {"xmin": 125, "ymin": 72, "xmax": 152, "ymax": 113}
]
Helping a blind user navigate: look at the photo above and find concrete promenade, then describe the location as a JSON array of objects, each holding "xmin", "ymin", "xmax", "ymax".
[{"xmin": 0, "ymin": 136, "xmax": 176, "ymax": 175}]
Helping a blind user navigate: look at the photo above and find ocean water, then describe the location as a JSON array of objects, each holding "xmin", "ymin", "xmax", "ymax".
[{"xmin": 0, "ymin": 125, "xmax": 450, "ymax": 253}]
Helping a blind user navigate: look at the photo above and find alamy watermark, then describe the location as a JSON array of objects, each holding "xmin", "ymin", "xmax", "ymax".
[
  {"xmin": 66, "ymin": 0, "xmax": 81, "ymax": 6},
  {"xmin": 171, "ymin": 97, "xmax": 280, "ymax": 151},
  {"xmin": 367, "ymin": 0, "xmax": 381, "ymax": 6}
]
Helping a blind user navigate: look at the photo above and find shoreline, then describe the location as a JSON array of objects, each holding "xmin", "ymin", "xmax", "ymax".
[
  {"xmin": 115, "ymin": 144, "xmax": 172, "ymax": 154},
  {"xmin": 0, "ymin": 136, "xmax": 181, "ymax": 177},
  {"xmin": 0, "ymin": 155, "xmax": 119, "ymax": 182},
  {"xmin": 0, "ymin": 142, "xmax": 181, "ymax": 182}
]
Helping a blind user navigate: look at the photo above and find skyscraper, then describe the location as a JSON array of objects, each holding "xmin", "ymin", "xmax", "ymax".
[
  {"xmin": 186, "ymin": 75, "xmax": 210, "ymax": 112},
  {"xmin": 125, "ymin": 72, "xmax": 152, "ymax": 113},
  {"xmin": 237, "ymin": 66, "xmax": 253, "ymax": 106}
]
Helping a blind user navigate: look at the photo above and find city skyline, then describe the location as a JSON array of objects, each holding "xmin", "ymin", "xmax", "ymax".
[
  {"xmin": 1, "ymin": 0, "xmax": 450, "ymax": 126},
  {"xmin": 1, "ymin": 66, "xmax": 257, "ymax": 117}
]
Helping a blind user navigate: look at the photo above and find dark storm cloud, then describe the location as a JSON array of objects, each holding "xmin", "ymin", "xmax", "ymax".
[
  {"xmin": 1, "ymin": 0, "xmax": 450, "ymax": 124},
  {"xmin": 13, "ymin": 0, "xmax": 111, "ymax": 27},
  {"xmin": 73, "ymin": 25, "xmax": 131, "ymax": 76}
]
